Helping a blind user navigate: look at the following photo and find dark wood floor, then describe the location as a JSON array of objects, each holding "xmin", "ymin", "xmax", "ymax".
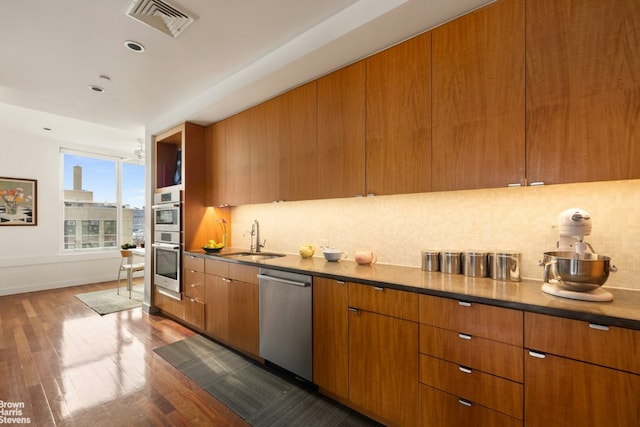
[{"xmin": 0, "ymin": 279, "xmax": 248, "ymax": 426}]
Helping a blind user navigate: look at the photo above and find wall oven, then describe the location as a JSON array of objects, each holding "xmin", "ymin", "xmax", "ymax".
[{"xmin": 152, "ymin": 189, "xmax": 182, "ymax": 300}]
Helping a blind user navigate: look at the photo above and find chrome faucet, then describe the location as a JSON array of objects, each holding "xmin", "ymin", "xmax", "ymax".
[{"xmin": 251, "ymin": 220, "xmax": 266, "ymax": 252}]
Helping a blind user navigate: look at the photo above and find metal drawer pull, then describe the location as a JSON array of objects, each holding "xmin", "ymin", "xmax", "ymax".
[
  {"xmin": 458, "ymin": 333, "xmax": 472, "ymax": 340},
  {"xmin": 337, "ymin": 280, "xmax": 345, "ymax": 284},
  {"xmin": 458, "ymin": 301, "xmax": 472, "ymax": 307},
  {"xmin": 373, "ymin": 286, "xmax": 384, "ymax": 291},
  {"xmin": 458, "ymin": 366, "xmax": 472, "ymax": 374},
  {"xmin": 458, "ymin": 399, "xmax": 472, "ymax": 407},
  {"xmin": 589, "ymin": 323, "xmax": 609, "ymax": 331},
  {"xmin": 528, "ymin": 350, "xmax": 546, "ymax": 359},
  {"xmin": 348, "ymin": 307, "xmax": 358, "ymax": 313}
]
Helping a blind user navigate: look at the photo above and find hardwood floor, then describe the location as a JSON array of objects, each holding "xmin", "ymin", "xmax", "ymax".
[{"xmin": 0, "ymin": 279, "xmax": 248, "ymax": 427}]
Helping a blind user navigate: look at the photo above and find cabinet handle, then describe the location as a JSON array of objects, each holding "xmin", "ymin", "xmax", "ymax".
[
  {"xmin": 458, "ymin": 301, "xmax": 472, "ymax": 307},
  {"xmin": 589, "ymin": 323, "xmax": 610, "ymax": 331},
  {"xmin": 458, "ymin": 399, "xmax": 472, "ymax": 407},
  {"xmin": 190, "ymin": 284, "xmax": 196, "ymax": 288},
  {"xmin": 190, "ymin": 269, "xmax": 197, "ymax": 273},
  {"xmin": 528, "ymin": 350, "xmax": 546, "ymax": 359},
  {"xmin": 529, "ymin": 181, "xmax": 545, "ymax": 186},
  {"xmin": 348, "ymin": 307, "xmax": 359, "ymax": 313},
  {"xmin": 337, "ymin": 280, "xmax": 345, "ymax": 285},
  {"xmin": 222, "ymin": 278, "xmax": 231, "ymax": 283},
  {"xmin": 373, "ymin": 286, "xmax": 384, "ymax": 291},
  {"xmin": 507, "ymin": 183, "xmax": 522, "ymax": 187},
  {"xmin": 458, "ymin": 366, "xmax": 472, "ymax": 374},
  {"xmin": 458, "ymin": 333, "xmax": 472, "ymax": 340}
]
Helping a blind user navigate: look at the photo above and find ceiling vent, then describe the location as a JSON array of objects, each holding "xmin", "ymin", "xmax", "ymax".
[{"xmin": 126, "ymin": 0, "xmax": 197, "ymax": 38}]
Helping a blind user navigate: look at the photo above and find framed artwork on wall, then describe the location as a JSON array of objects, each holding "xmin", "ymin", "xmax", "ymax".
[{"xmin": 0, "ymin": 177, "xmax": 37, "ymax": 226}]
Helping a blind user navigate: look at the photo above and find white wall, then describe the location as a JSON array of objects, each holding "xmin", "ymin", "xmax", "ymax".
[
  {"xmin": 0, "ymin": 128, "xmax": 138, "ymax": 296},
  {"xmin": 232, "ymin": 179, "xmax": 640, "ymax": 291}
]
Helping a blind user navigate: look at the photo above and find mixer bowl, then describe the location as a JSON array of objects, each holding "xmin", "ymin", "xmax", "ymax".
[{"xmin": 543, "ymin": 251, "xmax": 611, "ymax": 291}]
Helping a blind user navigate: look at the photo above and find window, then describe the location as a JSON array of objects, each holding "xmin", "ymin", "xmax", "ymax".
[{"xmin": 62, "ymin": 151, "xmax": 145, "ymax": 251}]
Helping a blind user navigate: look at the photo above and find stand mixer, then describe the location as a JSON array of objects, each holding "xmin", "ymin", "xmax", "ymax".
[{"xmin": 541, "ymin": 208, "xmax": 614, "ymax": 302}]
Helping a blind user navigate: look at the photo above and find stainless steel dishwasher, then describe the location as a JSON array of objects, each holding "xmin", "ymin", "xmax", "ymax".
[{"xmin": 258, "ymin": 268, "xmax": 313, "ymax": 382}]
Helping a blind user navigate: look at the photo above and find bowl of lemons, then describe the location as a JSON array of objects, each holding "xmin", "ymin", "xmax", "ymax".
[{"xmin": 203, "ymin": 240, "xmax": 225, "ymax": 253}]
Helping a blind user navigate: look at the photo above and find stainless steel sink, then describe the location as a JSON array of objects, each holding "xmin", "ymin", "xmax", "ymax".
[{"xmin": 220, "ymin": 251, "xmax": 286, "ymax": 262}]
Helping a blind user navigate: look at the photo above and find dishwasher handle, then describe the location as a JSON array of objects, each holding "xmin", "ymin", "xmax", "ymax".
[{"xmin": 257, "ymin": 274, "xmax": 311, "ymax": 287}]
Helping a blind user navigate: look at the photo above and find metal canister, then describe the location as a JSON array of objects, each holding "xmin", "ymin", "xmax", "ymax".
[
  {"xmin": 489, "ymin": 252, "xmax": 521, "ymax": 282},
  {"xmin": 440, "ymin": 251, "xmax": 461, "ymax": 274},
  {"xmin": 421, "ymin": 250, "xmax": 440, "ymax": 271},
  {"xmin": 462, "ymin": 251, "xmax": 488, "ymax": 277}
]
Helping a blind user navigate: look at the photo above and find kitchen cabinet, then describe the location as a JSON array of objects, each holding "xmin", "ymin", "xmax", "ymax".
[
  {"xmin": 365, "ymin": 32, "xmax": 431, "ymax": 196},
  {"xmin": 183, "ymin": 254, "xmax": 205, "ymax": 330},
  {"xmin": 348, "ymin": 283, "xmax": 419, "ymax": 426},
  {"xmin": 153, "ymin": 122, "xmax": 206, "ymax": 250},
  {"xmin": 203, "ymin": 258, "xmax": 259, "ymax": 357},
  {"xmin": 204, "ymin": 121, "xmax": 226, "ymax": 207},
  {"xmin": 249, "ymin": 97, "xmax": 280, "ymax": 203},
  {"xmin": 153, "ymin": 288, "xmax": 184, "ymax": 320},
  {"xmin": 225, "ymin": 109, "xmax": 252, "ymax": 206},
  {"xmin": 524, "ymin": 312, "xmax": 640, "ymax": 427},
  {"xmin": 317, "ymin": 61, "xmax": 366, "ymax": 199},
  {"xmin": 419, "ymin": 295, "xmax": 524, "ymax": 426},
  {"xmin": 312, "ymin": 277, "xmax": 349, "ymax": 400},
  {"xmin": 526, "ymin": 0, "xmax": 640, "ymax": 185},
  {"xmin": 279, "ymin": 82, "xmax": 317, "ymax": 202},
  {"xmin": 431, "ymin": 0, "xmax": 525, "ymax": 191}
]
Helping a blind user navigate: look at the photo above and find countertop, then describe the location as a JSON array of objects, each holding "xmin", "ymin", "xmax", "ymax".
[{"xmin": 186, "ymin": 248, "xmax": 640, "ymax": 330}]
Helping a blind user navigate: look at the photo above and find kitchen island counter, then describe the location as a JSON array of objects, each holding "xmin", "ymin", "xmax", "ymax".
[{"xmin": 186, "ymin": 249, "xmax": 640, "ymax": 330}]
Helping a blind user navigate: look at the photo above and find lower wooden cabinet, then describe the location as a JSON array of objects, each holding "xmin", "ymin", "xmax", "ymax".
[
  {"xmin": 228, "ymin": 279, "xmax": 259, "ymax": 356},
  {"xmin": 349, "ymin": 305, "xmax": 419, "ymax": 426},
  {"xmin": 524, "ymin": 350, "xmax": 640, "ymax": 427},
  {"xmin": 204, "ymin": 273, "xmax": 229, "ymax": 341},
  {"xmin": 183, "ymin": 297, "xmax": 205, "ymax": 330},
  {"xmin": 313, "ymin": 277, "xmax": 349, "ymax": 399}
]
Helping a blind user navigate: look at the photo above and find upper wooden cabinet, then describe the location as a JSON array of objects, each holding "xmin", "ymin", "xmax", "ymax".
[
  {"xmin": 317, "ymin": 61, "xmax": 366, "ymax": 199},
  {"xmin": 365, "ymin": 32, "xmax": 431, "ymax": 196},
  {"xmin": 432, "ymin": 0, "xmax": 526, "ymax": 191},
  {"xmin": 249, "ymin": 97, "xmax": 280, "ymax": 204},
  {"xmin": 225, "ymin": 109, "xmax": 252, "ymax": 206},
  {"xmin": 204, "ymin": 121, "xmax": 226, "ymax": 207},
  {"xmin": 526, "ymin": 0, "xmax": 640, "ymax": 185},
  {"xmin": 279, "ymin": 82, "xmax": 318, "ymax": 202}
]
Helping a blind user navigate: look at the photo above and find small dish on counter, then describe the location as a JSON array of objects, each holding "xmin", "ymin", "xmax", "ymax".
[{"xmin": 202, "ymin": 246, "xmax": 224, "ymax": 253}]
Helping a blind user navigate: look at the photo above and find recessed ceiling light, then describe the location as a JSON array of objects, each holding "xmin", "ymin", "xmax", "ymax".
[
  {"xmin": 124, "ymin": 40, "xmax": 145, "ymax": 52},
  {"xmin": 88, "ymin": 85, "xmax": 105, "ymax": 93}
]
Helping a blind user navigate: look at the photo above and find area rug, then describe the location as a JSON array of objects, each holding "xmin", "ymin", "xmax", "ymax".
[
  {"xmin": 154, "ymin": 334, "xmax": 381, "ymax": 426},
  {"xmin": 75, "ymin": 284, "xmax": 144, "ymax": 315}
]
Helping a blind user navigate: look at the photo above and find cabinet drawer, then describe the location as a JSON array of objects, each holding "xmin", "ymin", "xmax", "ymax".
[
  {"xmin": 419, "ymin": 294, "xmax": 523, "ymax": 346},
  {"xmin": 183, "ymin": 254, "xmax": 204, "ymax": 271},
  {"xmin": 184, "ymin": 269, "xmax": 204, "ymax": 300},
  {"xmin": 349, "ymin": 282, "xmax": 419, "ymax": 321},
  {"xmin": 420, "ymin": 354, "xmax": 523, "ymax": 419},
  {"xmin": 420, "ymin": 324, "xmax": 523, "ymax": 382},
  {"xmin": 229, "ymin": 263, "xmax": 259, "ymax": 284},
  {"xmin": 205, "ymin": 258, "xmax": 229, "ymax": 277},
  {"xmin": 420, "ymin": 384, "xmax": 522, "ymax": 427},
  {"xmin": 525, "ymin": 312, "xmax": 640, "ymax": 374},
  {"xmin": 184, "ymin": 297, "xmax": 205, "ymax": 330}
]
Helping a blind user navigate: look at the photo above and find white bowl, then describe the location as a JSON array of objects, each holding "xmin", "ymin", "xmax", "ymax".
[{"xmin": 323, "ymin": 249, "xmax": 347, "ymax": 262}]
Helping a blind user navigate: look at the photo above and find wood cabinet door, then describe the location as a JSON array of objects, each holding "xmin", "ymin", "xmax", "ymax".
[
  {"xmin": 204, "ymin": 274, "xmax": 229, "ymax": 341},
  {"xmin": 525, "ymin": 350, "xmax": 640, "ymax": 427},
  {"xmin": 205, "ymin": 121, "xmax": 226, "ymax": 207},
  {"xmin": 432, "ymin": 0, "xmax": 525, "ymax": 191},
  {"xmin": 317, "ymin": 61, "xmax": 366, "ymax": 199},
  {"xmin": 225, "ymin": 109, "xmax": 252, "ymax": 206},
  {"xmin": 526, "ymin": 0, "xmax": 640, "ymax": 184},
  {"xmin": 349, "ymin": 309, "xmax": 419, "ymax": 426},
  {"xmin": 365, "ymin": 32, "xmax": 431, "ymax": 196},
  {"xmin": 279, "ymin": 82, "xmax": 317, "ymax": 202},
  {"xmin": 228, "ymin": 280, "xmax": 259, "ymax": 356},
  {"xmin": 313, "ymin": 277, "xmax": 349, "ymax": 399},
  {"xmin": 250, "ymin": 97, "xmax": 280, "ymax": 203}
]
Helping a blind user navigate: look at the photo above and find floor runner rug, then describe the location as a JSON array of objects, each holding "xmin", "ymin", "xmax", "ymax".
[
  {"xmin": 154, "ymin": 334, "xmax": 381, "ymax": 426},
  {"xmin": 75, "ymin": 284, "xmax": 144, "ymax": 315}
]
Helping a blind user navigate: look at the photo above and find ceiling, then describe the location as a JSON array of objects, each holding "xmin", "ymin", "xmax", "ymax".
[{"xmin": 0, "ymin": 0, "xmax": 492, "ymax": 157}]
